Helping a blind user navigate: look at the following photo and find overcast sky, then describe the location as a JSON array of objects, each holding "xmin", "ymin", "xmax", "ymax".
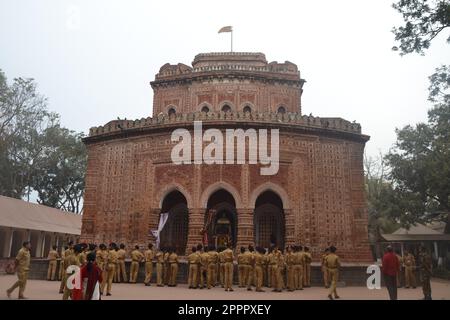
[{"xmin": 0, "ymin": 0, "xmax": 448, "ymax": 158}]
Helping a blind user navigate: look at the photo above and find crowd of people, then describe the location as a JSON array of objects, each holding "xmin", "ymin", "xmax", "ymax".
[
  {"xmin": 5, "ymin": 240, "xmax": 433, "ymax": 300},
  {"xmin": 38, "ymin": 241, "xmax": 341, "ymax": 300},
  {"xmin": 381, "ymin": 245, "xmax": 433, "ymax": 300}
]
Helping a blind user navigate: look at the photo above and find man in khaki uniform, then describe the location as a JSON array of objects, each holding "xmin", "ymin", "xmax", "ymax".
[
  {"xmin": 321, "ymin": 247, "xmax": 330, "ymax": 288},
  {"xmin": 188, "ymin": 246, "xmax": 200, "ymax": 289},
  {"xmin": 218, "ymin": 246, "xmax": 226, "ymax": 287},
  {"xmin": 246, "ymin": 245, "xmax": 255, "ymax": 290},
  {"xmin": 130, "ymin": 245, "xmax": 144, "ymax": 283},
  {"xmin": 237, "ymin": 247, "xmax": 246, "ymax": 287},
  {"xmin": 293, "ymin": 245, "xmax": 304, "ymax": 290},
  {"xmin": 254, "ymin": 247, "xmax": 265, "ymax": 292},
  {"xmin": 113, "ymin": 245, "xmax": 120, "ymax": 283},
  {"xmin": 6, "ymin": 241, "xmax": 31, "ymax": 299},
  {"xmin": 47, "ymin": 245, "xmax": 59, "ymax": 281},
  {"xmin": 59, "ymin": 244, "xmax": 74, "ymax": 294},
  {"xmin": 396, "ymin": 251, "xmax": 403, "ymax": 287},
  {"xmin": 168, "ymin": 248, "xmax": 179, "ymax": 286},
  {"xmin": 79, "ymin": 243, "xmax": 87, "ymax": 266},
  {"xmin": 222, "ymin": 244, "xmax": 234, "ymax": 291},
  {"xmin": 266, "ymin": 249, "xmax": 273, "ymax": 287},
  {"xmin": 155, "ymin": 249, "xmax": 165, "ymax": 286},
  {"xmin": 268, "ymin": 247, "xmax": 277, "ymax": 289},
  {"xmin": 404, "ymin": 251, "xmax": 417, "ymax": 288},
  {"xmin": 96, "ymin": 244, "xmax": 108, "ymax": 294},
  {"xmin": 207, "ymin": 247, "xmax": 219, "ymax": 289},
  {"xmin": 419, "ymin": 246, "xmax": 432, "ymax": 300},
  {"xmin": 276, "ymin": 248, "xmax": 285, "ymax": 291},
  {"xmin": 62, "ymin": 244, "xmax": 82, "ymax": 300},
  {"xmin": 199, "ymin": 245, "xmax": 209, "ymax": 289},
  {"xmin": 303, "ymin": 246, "xmax": 312, "ymax": 287},
  {"xmin": 325, "ymin": 245, "xmax": 340, "ymax": 300},
  {"xmin": 103, "ymin": 243, "xmax": 118, "ymax": 296},
  {"xmin": 163, "ymin": 249, "xmax": 170, "ymax": 285},
  {"xmin": 58, "ymin": 246, "xmax": 68, "ymax": 281},
  {"xmin": 144, "ymin": 243, "xmax": 155, "ymax": 286},
  {"xmin": 116, "ymin": 243, "xmax": 127, "ymax": 283},
  {"xmin": 285, "ymin": 246, "xmax": 295, "ymax": 291}
]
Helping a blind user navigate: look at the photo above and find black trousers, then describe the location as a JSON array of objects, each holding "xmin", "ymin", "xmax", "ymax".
[{"xmin": 384, "ymin": 274, "xmax": 398, "ymax": 300}]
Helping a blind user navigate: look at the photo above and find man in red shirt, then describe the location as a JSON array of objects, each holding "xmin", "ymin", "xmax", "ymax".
[{"xmin": 382, "ymin": 245, "xmax": 400, "ymax": 300}]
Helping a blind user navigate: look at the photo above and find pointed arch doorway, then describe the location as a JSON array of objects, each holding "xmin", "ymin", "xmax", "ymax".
[
  {"xmin": 159, "ymin": 190, "xmax": 188, "ymax": 254},
  {"xmin": 254, "ymin": 190, "xmax": 285, "ymax": 249},
  {"xmin": 205, "ymin": 189, "xmax": 237, "ymax": 249}
]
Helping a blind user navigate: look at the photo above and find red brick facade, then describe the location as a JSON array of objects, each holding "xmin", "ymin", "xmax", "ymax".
[{"xmin": 81, "ymin": 52, "xmax": 372, "ymax": 262}]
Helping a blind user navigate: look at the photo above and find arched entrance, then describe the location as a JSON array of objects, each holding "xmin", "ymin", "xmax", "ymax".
[
  {"xmin": 205, "ymin": 189, "xmax": 237, "ymax": 249},
  {"xmin": 159, "ymin": 190, "xmax": 188, "ymax": 254},
  {"xmin": 254, "ymin": 190, "xmax": 285, "ymax": 249}
]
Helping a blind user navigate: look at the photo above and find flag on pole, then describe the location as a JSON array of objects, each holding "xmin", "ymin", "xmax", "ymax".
[
  {"xmin": 218, "ymin": 26, "xmax": 232, "ymax": 33},
  {"xmin": 151, "ymin": 212, "xmax": 169, "ymax": 250},
  {"xmin": 218, "ymin": 26, "xmax": 233, "ymax": 52}
]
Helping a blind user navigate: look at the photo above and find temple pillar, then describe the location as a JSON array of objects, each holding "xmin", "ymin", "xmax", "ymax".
[
  {"xmin": 148, "ymin": 208, "xmax": 160, "ymax": 243},
  {"xmin": 284, "ymin": 208, "xmax": 295, "ymax": 246},
  {"xmin": 186, "ymin": 208, "xmax": 204, "ymax": 253},
  {"xmin": 236, "ymin": 208, "xmax": 254, "ymax": 249}
]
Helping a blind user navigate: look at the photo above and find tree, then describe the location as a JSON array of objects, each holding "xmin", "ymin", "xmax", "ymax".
[
  {"xmin": 0, "ymin": 72, "xmax": 53, "ymax": 199},
  {"xmin": 0, "ymin": 68, "xmax": 86, "ymax": 213},
  {"xmin": 364, "ymin": 153, "xmax": 399, "ymax": 237},
  {"xmin": 385, "ymin": 101, "xmax": 449, "ymax": 231},
  {"xmin": 32, "ymin": 126, "xmax": 86, "ymax": 213},
  {"xmin": 389, "ymin": 1, "xmax": 450, "ymax": 234},
  {"xmin": 392, "ymin": 0, "xmax": 450, "ymax": 55}
]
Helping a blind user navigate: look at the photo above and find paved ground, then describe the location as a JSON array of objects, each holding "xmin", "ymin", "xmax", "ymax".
[{"xmin": 1, "ymin": 275, "xmax": 449, "ymax": 300}]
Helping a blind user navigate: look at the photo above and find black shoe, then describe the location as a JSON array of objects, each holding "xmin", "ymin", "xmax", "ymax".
[
  {"xmin": 106, "ymin": 293, "xmax": 111, "ymax": 296},
  {"xmin": 328, "ymin": 294, "xmax": 333, "ymax": 300},
  {"xmin": 334, "ymin": 295, "xmax": 340, "ymax": 299}
]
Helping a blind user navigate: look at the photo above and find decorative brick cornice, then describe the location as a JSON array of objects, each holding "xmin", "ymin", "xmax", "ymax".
[{"xmin": 84, "ymin": 111, "xmax": 368, "ymax": 144}]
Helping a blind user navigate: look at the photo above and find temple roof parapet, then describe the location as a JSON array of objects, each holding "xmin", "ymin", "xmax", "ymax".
[{"xmin": 86, "ymin": 111, "xmax": 366, "ymax": 142}]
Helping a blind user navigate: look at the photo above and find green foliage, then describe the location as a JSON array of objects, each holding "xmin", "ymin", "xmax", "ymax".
[
  {"xmin": 364, "ymin": 154, "xmax": 400, "ymax": 239},
  {"xmin": 0, "ymin": 68, "xmax": 86, "ymax": 213},
  {"xmin": 384, "ymin": 95, "xmax": 450, "ymax": 228},
  {"xmin": 33, "ymin": 126, "xmax": 86, "ymax": 212},
  {"xmin": 428, "ymin": 64, "xmax": 450, "ymax": 103},
  {"xmin": 392, "ymin": 0, "xmax": 450, "ymax": 55}
]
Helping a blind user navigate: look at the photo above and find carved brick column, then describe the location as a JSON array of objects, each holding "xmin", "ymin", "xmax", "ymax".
[
  {"xmin": 284, "ymin": 208, "xmax": 295, "ymax": 246},
  {"xmin": 186, "ymin": 208, "xmax": 204, "ymax": 253},
  {"xmin": 236, "ymin": 208, "xmax": 254, "ymax": 249},
  {"xmin": 148, "ymin": 208, "xmax": 160, "ymax": 243}
]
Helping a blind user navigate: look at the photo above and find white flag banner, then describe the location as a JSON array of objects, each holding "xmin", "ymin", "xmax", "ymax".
[{"xmin": 152, "ymin": 212, "xmax": 169, "ymax": 249}]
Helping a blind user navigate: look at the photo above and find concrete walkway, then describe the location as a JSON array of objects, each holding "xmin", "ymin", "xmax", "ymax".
[{"xmin": 1, "ymin": 275, "xmax": 449, "ymax": 300}]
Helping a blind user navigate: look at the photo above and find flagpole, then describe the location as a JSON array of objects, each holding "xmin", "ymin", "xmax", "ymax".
[{"xmin": 231, "ymin": 30, "xmax": 233, "ymax": 52}]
